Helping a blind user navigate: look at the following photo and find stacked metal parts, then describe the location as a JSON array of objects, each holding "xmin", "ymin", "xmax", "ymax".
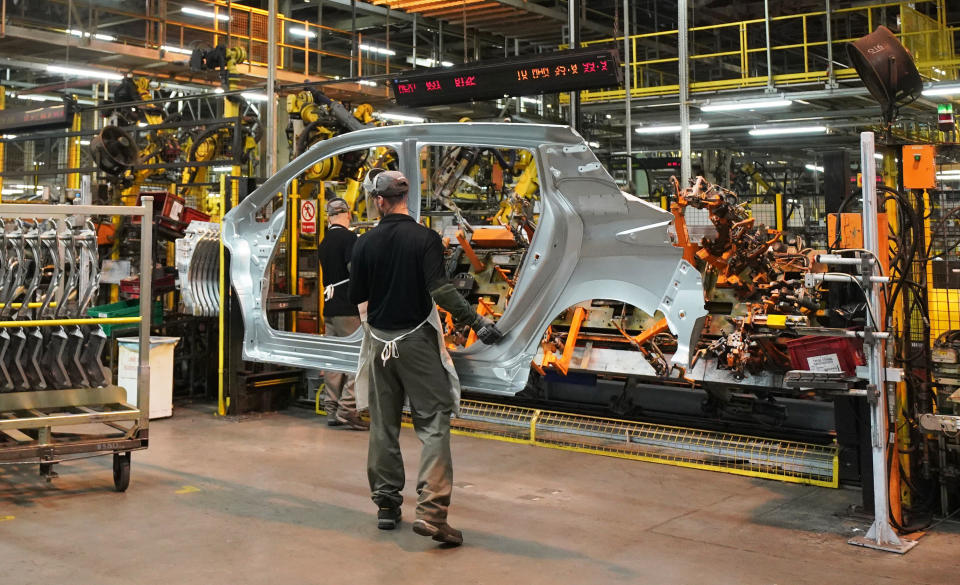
[
  {"xmin": 175, "ymin": 221, "xmax": 221, "ymax": 317},
  {"xmin": 0, "ymin": 219, "xmax": 109, "ymax": 390}
]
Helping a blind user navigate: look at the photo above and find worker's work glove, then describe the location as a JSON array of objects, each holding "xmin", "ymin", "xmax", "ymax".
[{"xmin": 473, "ymin": 315, "xmax": 504, "ymax": 345}]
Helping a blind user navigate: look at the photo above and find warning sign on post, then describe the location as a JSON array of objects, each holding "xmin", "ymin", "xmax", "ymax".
[{"xmin": 300, "ymin": 199, "xmax": 317, "ymax": 234}]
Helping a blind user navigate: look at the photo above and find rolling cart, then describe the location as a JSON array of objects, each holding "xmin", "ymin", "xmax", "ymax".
[{"xmin": 0, "ymin": 199, "xmax": 154, "ymax": 491}]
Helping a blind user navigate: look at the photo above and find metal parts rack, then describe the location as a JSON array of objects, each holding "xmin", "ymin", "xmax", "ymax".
[{"xmin": 0, "ymin": 199, "xmax": 154, "ymax": 491}]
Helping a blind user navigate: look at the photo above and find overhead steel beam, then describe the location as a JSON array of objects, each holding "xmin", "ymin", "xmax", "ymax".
[
  {"xmin": 434, "ymin": 6, "xmax": 517, "ymax": 20},
  {"xmin": 445, "ymin": 9, "xmax": 523, "ymax": 24},
  {"xmin": 423, "ymin": 3, "xmax": 508, "ymax": 17}
]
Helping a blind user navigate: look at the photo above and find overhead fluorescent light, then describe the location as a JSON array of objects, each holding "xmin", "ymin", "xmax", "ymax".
[
  {"xmin": 805, "ymin": 164, "xmax": 824, "ymax": 172},
  {"xmin": 67, "ymin": 29, "xmax": 117, "ymax": 42},
  {"xmin": 181, "ymin": 6, "xmax": 230, "ymax": 21},
  {"xmin": 161, "ymin": 45, "xmax": 194, "ymax": 55},
  {"xmin": 17, "ymin": 94, "xmax": 62, "ymax": 102},
  {"xmin": 937, "ymin": 173, "xmax": 960, "ymax": 180},
  {"xmin": 241, "ymin": 92, "xmax": 269, "ymax": 102},
  {"xmin": 874, "ymin": 153, "xmax": 883, "ymax": 160},
  {"xmin": 701, "ymin": 97, "xmax": 792, "ymax": 112},
  {"xmin": 938, "ymin": 169, "xmax": 960, "ymax": 175},
  {"xmin": 749, "ymin": 125, "xmax": 827, "ymax": 136},
  {"xmin": 357, "ymin": 80, "xmax": 377, "ymax": 87},
  {"xmin": 214, "ymin": 87, "xmax": 224, "ymax": 94},
  {"xmin": 635, "ymin": 123, "xmax": 709, "ymax": 134},
  {"xmin": 1, "ymin": 134, "xmax": 17, "ymax": 139},
  {"xmin": 922, "ymin": 84, "xmax": 960, "ymax": 97},
  {"xmin": 359, "ymin": 44, "xmax": 396, "ymax": 56},
  {"xmin": 79, "ymin": 140, "xmax": 91, "ymax": 146},
  {"xmin": 405, "ymin": 57, "xmax": 452, "ymax": 68},
  {"xmin": 0, "ymin": 189, "xmax": 24, "ymax": 196},
  {"xmin": 47, "ymin": 64, "xmax": 123, "ymax": 80},
  {"xmin": 520, "ymin": 97, "xmax": 540, "ymax": 104},
  {"xmin": 212, "ymin": 166, "xmax": 234, "ymax": 172},
  {"xmin": 605, "ymin": 114, "xmax": 612, "ymax": 119},
  {"xmin": 289, "ymin": 28, "xmax": 316, "ymax": 39},
  {"xmin": 587, "ymin": 141, "xmax": 600, "ymax": 148},
  {"xmin": 377, "ymin": 112, "xmax": 425, "ymax": 123}
]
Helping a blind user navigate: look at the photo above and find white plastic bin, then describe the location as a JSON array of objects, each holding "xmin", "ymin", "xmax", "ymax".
[{"xmin": 116, "ymin": 336, "xmax": 180, "ymax": 419}]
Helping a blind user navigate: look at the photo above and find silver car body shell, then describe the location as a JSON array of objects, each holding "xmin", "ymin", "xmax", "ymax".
[{"xmin": 222, "ymin": 123, "xmax": 706, "ymax": 395}]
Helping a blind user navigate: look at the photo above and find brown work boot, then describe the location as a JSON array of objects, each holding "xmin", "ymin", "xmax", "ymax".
[
  {"xmin": 412, "ymin": 518, "xmax": 463, "ymax": 546},
  {"xmin": 336, "ymin": 410, "xmax": 369, "ymax": 431}
]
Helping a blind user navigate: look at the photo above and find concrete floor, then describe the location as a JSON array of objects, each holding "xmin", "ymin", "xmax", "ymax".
[{"xmin": 1, "ymin": 404, "xmax": 957, "ymax": 585}]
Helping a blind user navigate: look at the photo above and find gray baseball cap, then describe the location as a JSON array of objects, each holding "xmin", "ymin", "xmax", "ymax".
[
  {"xmin": 326, "ymin": 197, "xmax": 350, "ymax": 216},
  {"xmin": 363, "ymin": 168, "xmax": 409, "ymax": 198}
]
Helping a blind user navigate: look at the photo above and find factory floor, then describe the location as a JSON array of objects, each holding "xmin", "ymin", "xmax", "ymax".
[{"xmin": 1, "ymin": 404, "xmax": 957, "ymax": 585}]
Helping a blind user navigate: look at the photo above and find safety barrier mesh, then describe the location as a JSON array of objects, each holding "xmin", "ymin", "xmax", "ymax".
[{"xmin": 397, "ymin": 399, "xmax": 838, "ymax": 487}]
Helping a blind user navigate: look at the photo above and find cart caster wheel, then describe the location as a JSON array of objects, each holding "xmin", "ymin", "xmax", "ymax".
[
  {"xmin": 113, "ymin": 452, "xmax": 131, "ymax": 492},
  {"xmin": 39, "ymin": 462, "xmax": 58, "ymax": 482}
]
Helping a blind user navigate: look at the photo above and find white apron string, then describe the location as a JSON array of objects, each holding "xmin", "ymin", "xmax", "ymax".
[
  {"xmin": 323, "ymin": 278, "xmax": 350, "ymax": 301},
  {"xmin": 368, "ymin": 316, "xmax": 432, "ymax": 366}
]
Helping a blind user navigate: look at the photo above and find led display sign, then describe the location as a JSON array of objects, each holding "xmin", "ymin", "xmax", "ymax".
[{"xmin": 390, "ymin": 47, "xmax": 621, "ymax": 107}]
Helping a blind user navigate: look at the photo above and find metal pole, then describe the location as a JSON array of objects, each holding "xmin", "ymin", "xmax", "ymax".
[
  {"xmin": 825, "ymin": 0, "xmax": 836, "ymax": 88},
  {"xmin": 678, "ymin": 0, "xmax": 691, "ymax": 185},
  {"xmin": 412, "ymin": 14, "xmax": 417, "ymax": 68},
  {"xmin": 764, "ymin": 0, "xmax": 774, "ymax": 91},
  {"xmin": 568, "ymin": 0, "xmax": 580, "ymax": 131},
  {"xmin": 848, "ymin": 131, "xmax": 913, "ymax": 553},
  {"xmin": 623, "ymin": 0, "xmax": 632, "ymax": 189},
  {"xmin": 267, "ymin": 0, "xmax": 278, "ymax": 177},
  {"xmin": 350, "ymin": 0, "xmax": 357, "ymax": 77},
  {"xmin": 137, "ymin": 196, "xmax": 153, "ymax": 429}
]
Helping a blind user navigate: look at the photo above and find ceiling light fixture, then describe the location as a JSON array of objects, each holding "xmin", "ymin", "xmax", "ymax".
[
  {"xmin": 46, "ymin": 64, "xmax": 123, "ymax": 80},
  {"xmin": 700, "ymin": 97, "xmax": 792, "ymax": 112},
  {"xmin": 289, "ymin": 28, "xmax": 316, "ymax": 39},
  {"xmin": 357, "ymin": 80, "xmax": 377, "ymax": 87},
  {"xmin": 359, "ymin": 44, "xmax": 396, "ymax": 56},
  {"xmin": 749, "ymin": 125, "xmax": 827, "ymax": 137},
  {"xmin": 405, "ymin": 56, "xmax": 453, "ymax": 68},
  {"xmin": 377, "ymin": 112, "xmax": 425, "ymax": 123},
  {"xmin": 67, "ymin": 29, "xmax": 117, "ymax": 42},
  {"xmin": 635, "ymin": 123, "xmax": 709, "ymax": 134},
  {"xmin": 922, "ymin": 83, "xmax": 960, "ymax": 97},
  {"xmin": 241, "ymin": 92, "xmax": 269, "ymax": 102},
  {"xmin": 181, "ymin": 6, "xmax": 230, "ymax": 21},
  {"xmin": 805, "ymin": 164, "xmax": 824, "ymax": 172},
  {"xmin": 161, "ymin": 45, "xmax": 194, "ymax": 55}
]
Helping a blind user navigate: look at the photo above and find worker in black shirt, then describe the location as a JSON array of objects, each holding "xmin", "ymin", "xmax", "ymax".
[
  {"xmin": 349, "ymin": 169, "xmax": 503, "ymax": 546},
  {"xmin": 318, "ymin": 197, "xmax": 368, "ymax": 431}
]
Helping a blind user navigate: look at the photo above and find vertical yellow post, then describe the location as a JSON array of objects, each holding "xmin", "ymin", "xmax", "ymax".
[
  {"xmin": 218, "ymin": 175, "xmax": 227, "ymax": 417},
  {"xmin": 66, "ymin": 103, "xmax": 81, "ymax": 190},
  {"xmin": 884, "ymin": 148, "xmax": 909, "ymax": 526},
  {"xmin": 774, "ymin": 191, "xmax": 784, "ymax": 232},
  {"xmin": 660, "ymin": 194, "xmax": 668, "ymax": 211},
  {"xmin": 0, "ymin": 86, "xmax": 5, "ymax": 203}
]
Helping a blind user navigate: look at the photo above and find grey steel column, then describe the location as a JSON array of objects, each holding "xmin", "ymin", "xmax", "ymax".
[
  {"xmin": 623, "ymin": 0, "xmax": 632, "ymax": 187},
  {"xmin": 849, "ymin": 131, "xmax": 910, "ymax": 553},
  {"xmin": 412, "ymin": 14, "xmax": 417, "ymax": 68},
  {"xmin": 267, "ymin": 0, "xmax": 278, "ymax": 176},
  {"xmin": 678, "ymin": 0, "xmax": 691, "ymax": 184},
  {"xmin": 568, "ymin": 0, "xmax": 580, "ymax": 131},
  {"xmin": 764, "ymin": 0, "xmax": 774, "ymax": 91},
  {"xmin": 826, "ymin": 0, "xmax": 837, "ymax": 88},
  {"xmin": 350, "ymin": 0, "xmax": 357, "ymax": 77}
]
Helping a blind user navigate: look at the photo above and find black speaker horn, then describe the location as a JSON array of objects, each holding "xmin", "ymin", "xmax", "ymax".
[{"xmin": 847, "ymin": 26, "xmax": 923, "ymax": 123}]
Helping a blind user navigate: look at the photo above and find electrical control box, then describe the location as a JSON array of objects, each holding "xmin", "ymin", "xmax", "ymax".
[{"xmin": 902, "ymin": 144, "xmax": 936, "ymax": 189}]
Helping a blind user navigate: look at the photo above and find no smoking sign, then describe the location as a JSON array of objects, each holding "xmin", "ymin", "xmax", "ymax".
[{"xmin": 300, "ymin": 199, "xmax": 317, "ymax": 234}]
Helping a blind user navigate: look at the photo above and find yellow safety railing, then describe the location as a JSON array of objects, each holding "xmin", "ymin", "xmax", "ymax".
[
  {"xmin": 580, "ymin": 0, "xmax": 959, "ymax": 102},
  {"xmin": 27, "ymin": 0, "xmax": 398, "ymax": 80}
]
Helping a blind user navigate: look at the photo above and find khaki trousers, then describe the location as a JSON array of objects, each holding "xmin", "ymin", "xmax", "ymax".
[
  {"xmin": 366, "ymin": 324, "xmax": 454, "ymax": 523},
  {"xmin": 323, "ymin": 315, "xmax": 362, "ymax": 417}
]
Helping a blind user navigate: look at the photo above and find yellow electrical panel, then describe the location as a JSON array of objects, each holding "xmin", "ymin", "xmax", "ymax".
[{"xmin": 902, "ymin": 145, "xmax": 936, "ymax": 189}]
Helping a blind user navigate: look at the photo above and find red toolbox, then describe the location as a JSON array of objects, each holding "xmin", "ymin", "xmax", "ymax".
[
  {"xmin": 785, "ymin": 335, "xmax": 866, "ymax": 376},
  {"xmin": 133, "ymin": 191, "xmax": 186, "ymax": 229}
]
